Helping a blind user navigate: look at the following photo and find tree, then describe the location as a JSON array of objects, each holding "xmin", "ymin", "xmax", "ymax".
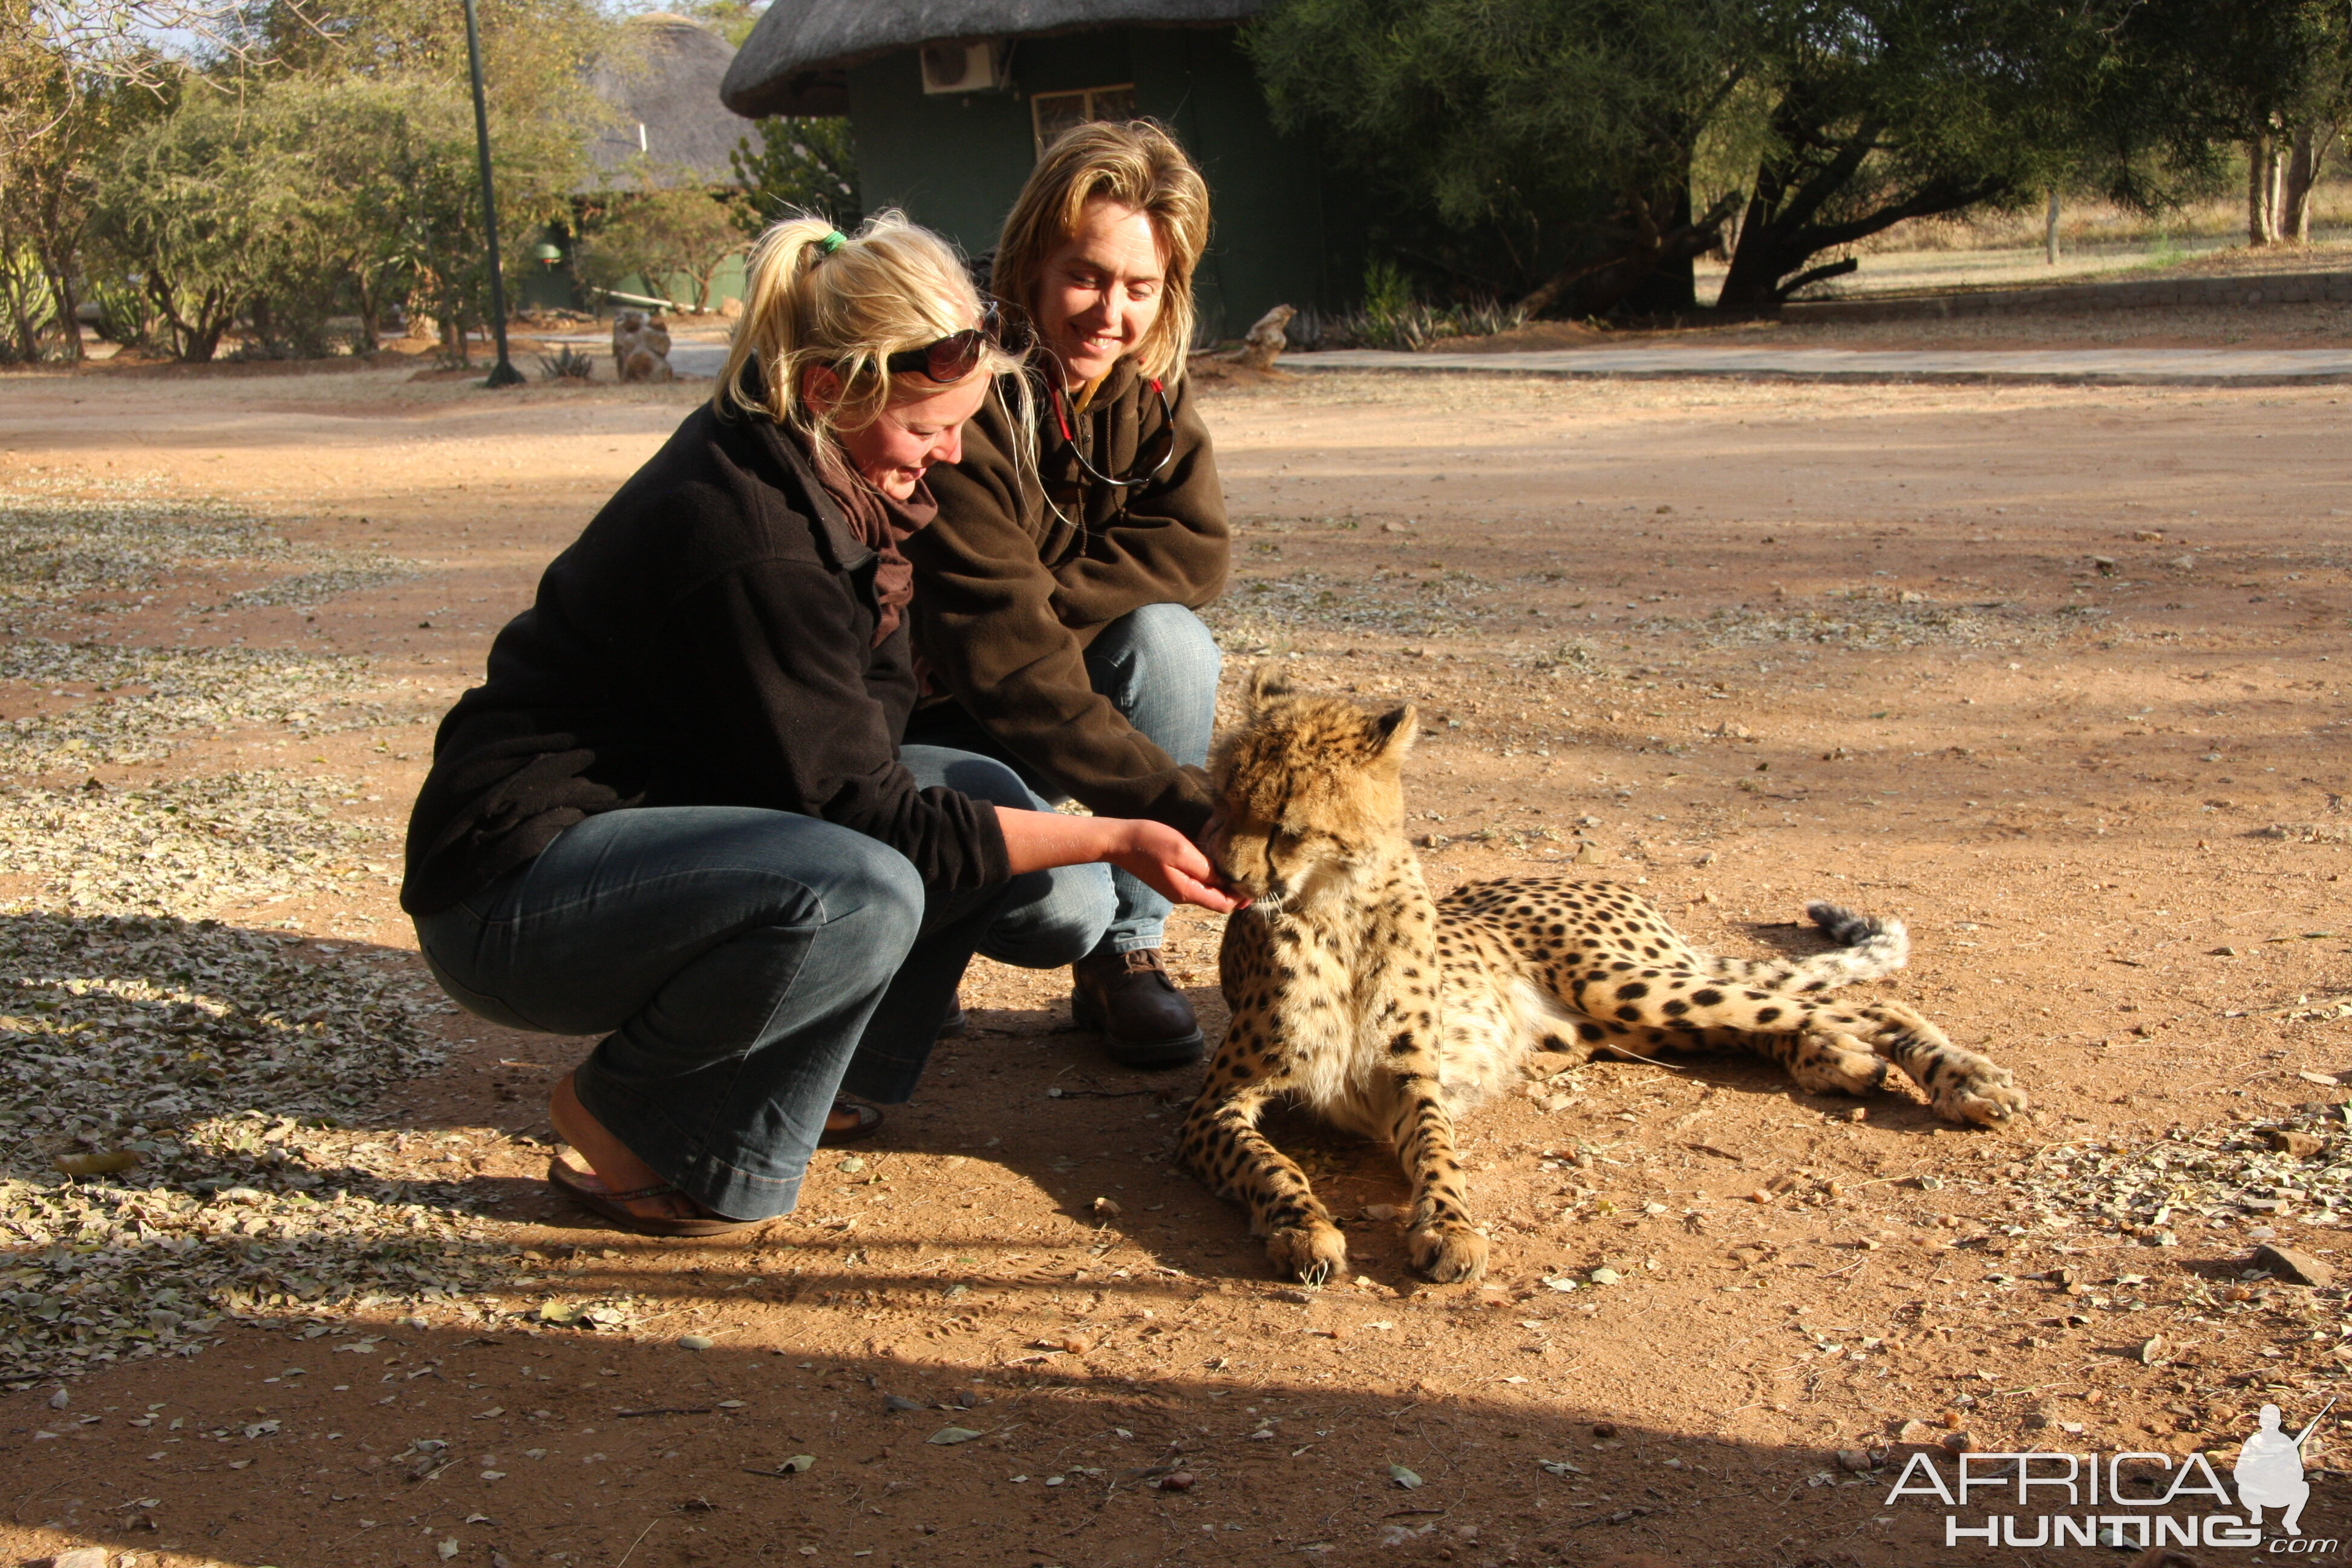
[
  {"xmin": 1247, "ymin": 0, "xmax": 1756, "ymax": 318},
  {"xmin": 2119, "ymin": 0, "xmax": 2351, "ymax": 245},
  {"xmin": 85, "ymin": 90, "xmax": 275, "ymax": 361},
  {"xmin": 579, "ymin": 164, "xmax": 745, "ymax": 310},
  {"xmin": 0, "ymin": 1, "xmax": 170, "ymax": 361},
  {"xmin": 1713, "ymin": 0, "xmax": 2123, "ymax": 309},
  {"xmin": 728, "ymin": 114, "xmax": 858, "ymax": 238}
]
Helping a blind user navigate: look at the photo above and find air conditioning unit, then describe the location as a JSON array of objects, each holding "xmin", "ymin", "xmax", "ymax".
[{"xmin": 920, "ymin": 39, "xmax": 1010, "ymax": 94}]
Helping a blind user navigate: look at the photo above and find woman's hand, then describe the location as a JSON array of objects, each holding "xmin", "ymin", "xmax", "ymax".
[
  {"xmin": 1104, "ymin": 818, "xmax": 1247, "ymax": 913},
  {"xmin": 995, "ymin": 808, "xmax": 1247, "ymax": 914}
]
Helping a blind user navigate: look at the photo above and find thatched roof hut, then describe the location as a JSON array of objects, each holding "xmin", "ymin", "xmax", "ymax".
[
  {"xmin": 717, "ymin": 0, "xmax": 1361, "ymax": 339},
  {"xmin": 589, "ymin": 13, "xmax": 746, "ymax": 185},
  {"xmin": 722, "ymin": 1, "xmax": 1262, "ymax": 119}
]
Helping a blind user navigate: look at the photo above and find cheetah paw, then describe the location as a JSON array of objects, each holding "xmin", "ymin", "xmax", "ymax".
[
  {"xmin": 1265, "ymin": 1223, "xmax": 1349, "ymax": 1288},
  {"xmin": 1933, "ymin": 1065, "xmax": 2028, "ymax": 1126},
  {"xmin": 1408, "ymin": 1221, "xmax": 1489, "ymax": 1284}
]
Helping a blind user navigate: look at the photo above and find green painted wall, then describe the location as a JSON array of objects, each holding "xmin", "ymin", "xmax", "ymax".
[{"xmin": 845, "ymin": 25, "xmax": 1359, "ymax": 342}]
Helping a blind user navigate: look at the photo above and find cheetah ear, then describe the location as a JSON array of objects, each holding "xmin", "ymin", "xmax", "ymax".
[
  {"xmin": 1370, "ymin": 704, "xmax": 1417, "ymax": 762},
  {"xmin": 1246, "ymin": 664, "xmax": 1295, "ymax": 714}
]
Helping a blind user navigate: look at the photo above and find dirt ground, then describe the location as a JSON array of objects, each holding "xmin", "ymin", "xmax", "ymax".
[{"xmin": 2, "ymin": 313, "xmax": 2350, "ymax": 1568}]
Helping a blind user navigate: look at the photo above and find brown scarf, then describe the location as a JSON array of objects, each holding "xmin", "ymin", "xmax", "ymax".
[{"xmin": 811, "ymin": 445, "xmax": 938, "ymax": 646}]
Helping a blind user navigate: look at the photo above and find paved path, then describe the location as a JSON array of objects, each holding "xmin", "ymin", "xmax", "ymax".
[{"xmin": 1279, "ymin": 346, "xmax": 2352, "ymax": 384}]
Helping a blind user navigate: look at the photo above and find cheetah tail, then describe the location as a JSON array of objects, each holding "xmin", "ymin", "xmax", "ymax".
[
  {"xmin": 1698, "ymin": 900, "xmax": 1910, "ymax": 991},
  {"xmin": 1795, "ymin": 900, "xmax": 1909, "ymax": 982}
]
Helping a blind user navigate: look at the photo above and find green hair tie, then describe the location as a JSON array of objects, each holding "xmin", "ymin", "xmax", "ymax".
[{"xmin": 819, "ymin": 230, "xmax": 848, "ymax": 253}]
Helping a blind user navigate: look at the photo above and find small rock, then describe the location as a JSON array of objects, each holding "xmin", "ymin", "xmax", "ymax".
[
  {"xmin": 1362, "ymin": 1203, "xmax": 1402, "ymax": 1221},
  {"xmin": 1157, "ymin": 1471, "xmax": 1195, "ymax": 1492},
  {"xmin": 438, "ymin": 1541, "xmax": 460, "ymax": 1561},
  {"xmin": 2024, "ymin": 1410, "xmax": 2052, "ymax": 1429},
  {"xmin": 1913, "ymin": 1175, "xmax": 1944, "ymax": 1192},
  {"xmin": 2252, "ymin": 1244, "xmax": 2334, "ymax": 1287},
  {"xmin": 678, "ymin": 1334, "xmax": 715, "ymax": 1351},
  {"xmin": 53, "ymin": 1551, "xmax": 108, "ymax": 1568},
  {"xmin": 1091, "ymin": 1196, "xmax": 1122, "ymax": 1219},
  {"xmin": 1895, "ymin": 1419, "xmax": 1936, "ymax": 1444},
  {"xmin": 1834, "ymin": 1448, "xmax": 1873, "ymax": 1472},
  {"xmin": 883, "ymin": 1395, "xmax": 924, "ymax": 1413},
  {"xmin": 1592, "ymin": 1421, "xmax": 1619, "ymax": 1440},
  {"xmin": 1273, "ymin": 1288, "xmax": 1317, "ymax": 1305},
  {"xmin": 2264, "ymin": 1129, "xmax": 2325, "ymax": 1158},
  {"xmin": 1587, "ymin": 1267, "xmax": 1622, "ymax": 1286},
  {"xmin": 836, "ymin": 1156, "xmax": 866, "ymax": 1174},
  {"xmin": 1942, "ymin": 1431, "xmax": 1976, "ymax": 1454},
  {"xmin": 47, "ymin": 1387, "xmax": 69, "ymax": 1410},
  {"xmin": 928, "ymin": 1426, "xmax": 984, "ymax": 1445},
  {"xmin": 2138, "ymin": 1334, "xmax": 2166, "ymax": 1365}
]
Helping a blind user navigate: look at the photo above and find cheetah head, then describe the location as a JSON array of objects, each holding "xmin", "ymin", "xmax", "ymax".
[{"xmin": 1205, "ymin": 667, "xmax": 1416, "ymax": 909}]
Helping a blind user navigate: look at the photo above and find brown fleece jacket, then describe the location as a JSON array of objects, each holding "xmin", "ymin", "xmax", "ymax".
[{"xmin": 907, "ymin": 359, "xmax": 1229, "ymax": 835}]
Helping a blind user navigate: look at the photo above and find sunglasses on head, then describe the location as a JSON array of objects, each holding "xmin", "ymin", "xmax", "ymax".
[{"xmin": 883, "ymin": 301, "xmax": 1025, "ymax": 383}]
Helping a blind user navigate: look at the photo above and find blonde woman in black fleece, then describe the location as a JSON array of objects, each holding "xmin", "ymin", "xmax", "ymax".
[{"xmin": 400, "ymin": 212, "xmax": 1241, "ymax": 1235}]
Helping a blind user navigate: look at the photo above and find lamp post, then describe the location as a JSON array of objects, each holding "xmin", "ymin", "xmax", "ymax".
[{"xmin": 462, "ymin": 0, "xmax": 524, "ymax": 388}]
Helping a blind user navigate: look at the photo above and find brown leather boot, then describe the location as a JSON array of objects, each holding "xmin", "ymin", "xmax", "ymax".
[{"xmin": 1070, "ymin": 948, "xmax": 1204, "ymax": 1067}]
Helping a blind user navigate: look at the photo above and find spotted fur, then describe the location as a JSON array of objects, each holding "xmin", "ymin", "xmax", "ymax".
[{"xmin": 1178, "ymin": 671, "xmax": 2026, "ymax": 1286}]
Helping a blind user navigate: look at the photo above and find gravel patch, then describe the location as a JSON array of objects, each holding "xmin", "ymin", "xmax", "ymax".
[
  {"xmin": 0, "ymin": 911, "xmax": 508, "ymax": 1384},
  {"xmin": 1631, "ymin": 590, "xmax": 2106, "ymax": 650},
  {"xmin": 0, "ymin": 771, "xmax": 392, "ymax": 915},
  {"xmin": 1206, "ymin": 567, "xmax": 1497, "ymax": 645},
  {"xmin": 0, "ymin": 483, "xmax": 414, "ymax": 618},
  {"xmin": 0, "ymin": 639, "xmax": 391, "ymax": 771},
  {"xmin": 1995, "ymin": 1108, "xmax": 2352, "ymax": 1249}
]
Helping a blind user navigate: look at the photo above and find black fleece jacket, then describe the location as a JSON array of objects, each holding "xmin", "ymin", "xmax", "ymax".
[{"xmin": 399, "ymin": 402, "xmax": 1010, "ymax": 917}]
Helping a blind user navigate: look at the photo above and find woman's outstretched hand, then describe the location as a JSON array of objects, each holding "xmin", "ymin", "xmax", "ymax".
[
  {"xmin": 995, "ymin": 808, "xmax": 1247, "ymax": 914},
  {"xmin": 1107, "ymin": 818, "xmax": 1247, "ymax": 913}
]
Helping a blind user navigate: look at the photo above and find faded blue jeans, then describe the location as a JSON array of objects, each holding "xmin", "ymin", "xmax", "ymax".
[
  {"xmin": 411, "ymin": 746, "xmax": 1112, "ymax": 1220},
  {"xmin": 903, "ymin": 602, "xmax": 1221, "ymax": 956}
]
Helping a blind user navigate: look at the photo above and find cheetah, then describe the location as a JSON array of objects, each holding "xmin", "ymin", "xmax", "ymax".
[{"xmin": 1179, "ymin": 672, "xmax": 2026, "ymax": 1287}]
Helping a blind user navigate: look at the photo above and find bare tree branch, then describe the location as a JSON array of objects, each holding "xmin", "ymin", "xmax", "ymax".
[{"xmin": 28, "ymin": 0, "xmax": 321, "ymax": 88}]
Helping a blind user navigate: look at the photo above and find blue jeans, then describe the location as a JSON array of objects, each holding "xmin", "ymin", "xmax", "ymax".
[
  {"xmin": 411, "ymin": 746, "xmax": 1112, "ymax": 1220},
  {"xmin": 903, "ymin": 602, "xmax": 1221, "ymax": 956}
]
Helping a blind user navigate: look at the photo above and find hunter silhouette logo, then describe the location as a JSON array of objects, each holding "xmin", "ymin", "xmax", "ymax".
[{"xmin": 2236, "ymin": 1399, "xmax": 2332, "ymax": 1537}]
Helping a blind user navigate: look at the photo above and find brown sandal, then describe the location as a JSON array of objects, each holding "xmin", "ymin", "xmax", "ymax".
[
  {"xmin": 546, "ymin": 1158, "xmax": 759, "ymax": 1238},
  {"xmin": 817, "ymin": 1101, "xmax": 883, "ymax": 1147}
]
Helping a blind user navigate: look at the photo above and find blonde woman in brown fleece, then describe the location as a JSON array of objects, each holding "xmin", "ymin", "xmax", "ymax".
[{"xmin": 905, "ymin": 120, "xmax": 1229, "ymax": 1068}]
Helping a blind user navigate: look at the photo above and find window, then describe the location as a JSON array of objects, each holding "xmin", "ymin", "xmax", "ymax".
[{"xmin": 1031, "ymin": 85, "xmax": 1137, "ymax": 157}]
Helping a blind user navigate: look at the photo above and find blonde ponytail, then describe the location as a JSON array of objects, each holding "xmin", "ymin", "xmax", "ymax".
[{"xmin": 714, "ymin": 209, "xmax": 1031, "ymax": 469}]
